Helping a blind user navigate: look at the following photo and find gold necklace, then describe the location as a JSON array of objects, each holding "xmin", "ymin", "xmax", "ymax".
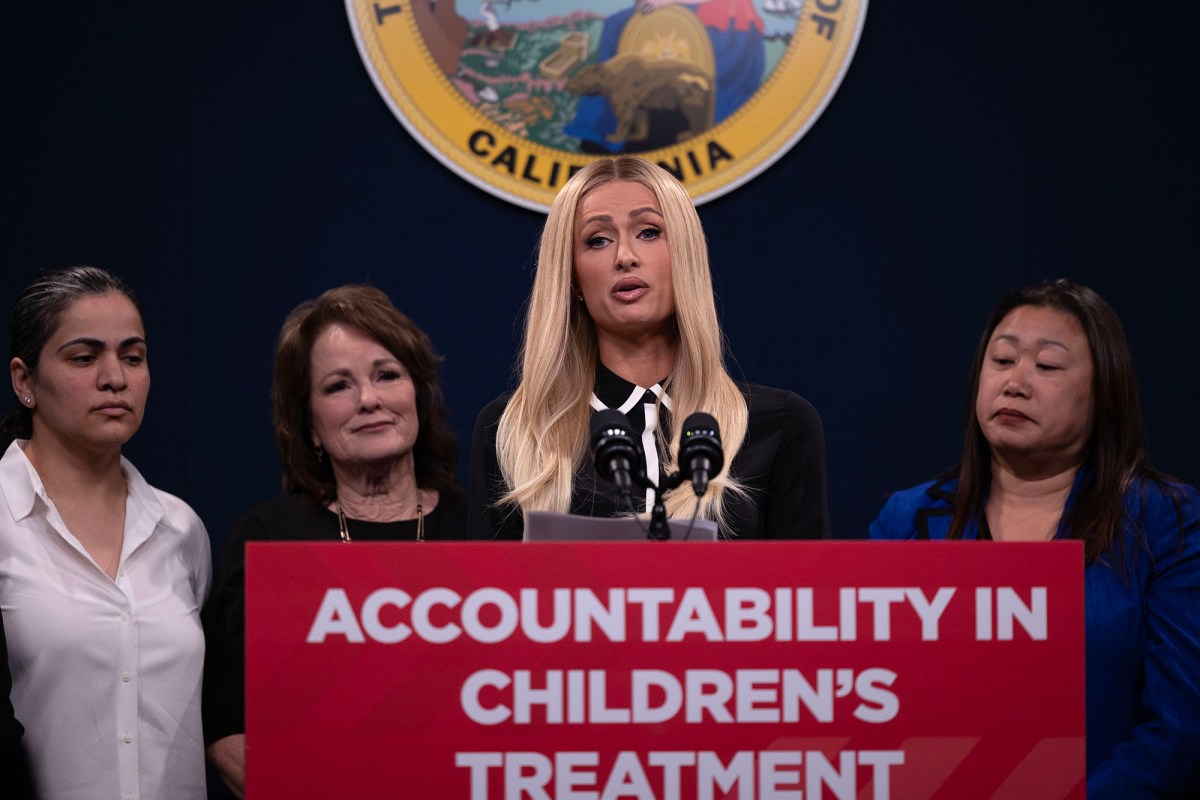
[{"xmin": 335, "ymin": 500, "xmax": 424, "ymax": 542}]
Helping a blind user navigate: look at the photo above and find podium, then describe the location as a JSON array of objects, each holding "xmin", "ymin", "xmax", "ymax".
[{"xmin": 245, "ymin": 540, "xmax": 1085, "ymax": 798}]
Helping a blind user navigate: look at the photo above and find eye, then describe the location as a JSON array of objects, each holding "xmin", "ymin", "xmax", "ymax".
[
  {"xmin": 70, "ymin": 354, "xmax": 96, "ymax": 365},
  {"xmin": 322, "ymin": 379, "xmax": 350, "ymax": 395},
  {"xmin": 123, "ymin": 355, "xmax": 145, "ymax": 366},
  {"xmin": 1036, "ymin": 363, "xmax": 1062, "ymax": 372},
  {"xmin": 637, "ymin": 226, "xmax": 661, "ymax": 241},
  {"xmin": 585, "ymin": 234, "xmax": 612, "ymax": 249},
  {"xmin": 991, "ymin": 357, "xmax": 1014, "ymax": 366},
  {"xmin": 377, "ymin": 369, "xmax": 403, "ymax": 382}
]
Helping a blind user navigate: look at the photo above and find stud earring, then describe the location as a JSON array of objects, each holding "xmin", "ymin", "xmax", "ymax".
[
  {"xmin": 315, "ymin": 445, "xmax": 324, "ymax": 464},
  {"xmin": 23, "ymin": 396, "xmax": 31, "ymax": 405}
]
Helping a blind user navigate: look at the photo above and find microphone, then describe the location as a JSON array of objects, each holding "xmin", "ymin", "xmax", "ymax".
[
  {"xmin": 589, "ymin": 409, "xmax": 643, "ymax": 499},
  {"xmin": 678, "ymin": 412, "xmax": 723, "ymax": 496}
]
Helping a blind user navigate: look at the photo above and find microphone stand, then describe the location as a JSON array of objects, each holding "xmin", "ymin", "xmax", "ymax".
[
  {"xmin": 597, "ymin": 409, "xmax": 721, "ymax": 541},
  {"xmin": 645, "ymin": 472, "xmax": 686, "ymax": 541}
]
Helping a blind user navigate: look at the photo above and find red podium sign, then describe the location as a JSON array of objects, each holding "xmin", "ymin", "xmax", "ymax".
[{"xmin": 245, "ymin": 541, "xmax": 1085, "ymax": 799}]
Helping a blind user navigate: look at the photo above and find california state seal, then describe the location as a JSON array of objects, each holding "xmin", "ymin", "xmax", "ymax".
[{"xmin": 347, "ymin": 0, "xmax": 866, "ymax": 210}]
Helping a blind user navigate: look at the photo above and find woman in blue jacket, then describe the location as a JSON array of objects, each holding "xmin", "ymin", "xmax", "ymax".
[{"xmin": 870, "ymin": 279, "xmax": 1199, "ymax": 797}]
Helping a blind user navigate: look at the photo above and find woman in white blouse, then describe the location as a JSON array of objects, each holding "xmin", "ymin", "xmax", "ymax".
[{"xmin": 0, "ymin": 266, "xmax": 211, "ymax": 799}]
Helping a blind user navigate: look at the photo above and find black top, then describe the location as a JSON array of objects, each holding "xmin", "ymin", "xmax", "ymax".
[
  {"xmin": 467, "ymin": 366, "xmax": 829, "ymax": 540},
  {"xmin": 201, "ymin": 491, "xmax": 468, "ymax": 743}
]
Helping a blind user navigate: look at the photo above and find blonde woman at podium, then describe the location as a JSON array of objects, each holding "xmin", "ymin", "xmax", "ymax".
[
  {"xmin": 0, "ymin": 266, "xmax": 211, "ymax": 799},
  {"xmin": 869, "ymin": 280, "xmax": 1200, "ymax": 797},
  {"xmin": 202, "ymin": 285, "xmax": 467, "ymax": 797},
  {"xmin": 468, "ymin": 156, "xmax": 829, "ymax": 541}
]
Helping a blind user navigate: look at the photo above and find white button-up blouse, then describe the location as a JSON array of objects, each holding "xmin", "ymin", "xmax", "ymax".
[{"xmin": 0, "ymin": 440, "xmax": 211, "ymax": 799}]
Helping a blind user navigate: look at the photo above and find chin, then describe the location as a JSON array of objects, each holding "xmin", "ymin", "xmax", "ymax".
[
  {"xmin": 985, "ymin": 434, "xmax": 1037, "ymax": 455},
  {"xmin": 608, "ymin": 315, "xmax": 673, "ymax": 334},
  {"xmin": 81, "ymin": 434, "xmax": 137, "ymax": 453},
  {"xmin": 990, "ymin": 441, "xmax": 1054, "ymax": 464},
  {"xmin": 348, "ymin": 446, "xmax": 411, "ymax": 466}
]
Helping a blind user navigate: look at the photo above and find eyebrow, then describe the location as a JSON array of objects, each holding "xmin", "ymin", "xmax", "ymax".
[
  {"xmin": 56, "ymin": 336, "xmax": 147, "ymax": 352},
  {"xmin": 628, "ymin": 206, "xmax": 663, "ymax": 219},
  {"xmin": 317, "ymin": 358, "xmax": 403, "ymax": 382},
  {"xmin": 579, "ymin": 207, "xmax": 665, "ymax": 227},
  {"xmin": 994, "ymin": 333, "xmax": 1070, "ymax": 350}
]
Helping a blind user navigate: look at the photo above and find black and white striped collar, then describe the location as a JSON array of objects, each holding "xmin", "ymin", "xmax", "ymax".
[{"xmin": 590, "ymin": 362, "xmax": 673, "ymax": 506}]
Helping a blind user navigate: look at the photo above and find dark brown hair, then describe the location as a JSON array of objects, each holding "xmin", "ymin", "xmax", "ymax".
[
  {"xmin": 272, "ymin": 285, "xmax": 460, "ymax": 506},
  {"xmin": 949, "ymin": 278, "xmax": 1172, "ymax": 564},
  {"xmin": 2, "ymin": 266, "xmax": 142, "ymax": 449}
]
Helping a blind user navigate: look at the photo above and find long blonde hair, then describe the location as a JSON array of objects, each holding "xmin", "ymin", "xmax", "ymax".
[{"xmin": 496, "ymin": 157, "xmax": 748, "ymax": 528}]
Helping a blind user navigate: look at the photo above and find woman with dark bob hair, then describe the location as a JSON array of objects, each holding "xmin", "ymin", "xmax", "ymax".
[
  {"xmin": 1, "ymin": 266, "xmax": 211, "ymax": 798},
  {"xmin": 202, "ymin": 285, "xmax": 466, "ymax": 797},
  {"xmin": 870, "ymin": 279, "xmax": 1200, "ymax": 796}
]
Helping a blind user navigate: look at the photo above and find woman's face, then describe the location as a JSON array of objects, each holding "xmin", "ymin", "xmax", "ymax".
[
  {"xmin": 308, "ymin": 323, "xmax": 419, "ymax": 473},
  {"xmin": 573, "ymin": 180, "xmax": 676, "ymax": 341},
  {"xmin": 975, "ymin": 305, "xmax": 1095, "ymax": 469},
  {"xmin": 15, "ymin": 292, "xmax": 149, "ymax": 455}
]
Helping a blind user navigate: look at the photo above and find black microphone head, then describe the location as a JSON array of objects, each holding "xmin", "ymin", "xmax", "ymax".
[
  {"xmin": 681, "ymin": 412, "xmax": 720, "ymax": 439},
  {"xmin": 589, "ymin": 409, "xmax": 642, "ymax": 493},
  {"xmin": 590, "ymin": 409, "xmax": 636, "ymax": 453},
  {"xmin": 679, "ymin": 412, "xmax": 724, "ymax": 495}
]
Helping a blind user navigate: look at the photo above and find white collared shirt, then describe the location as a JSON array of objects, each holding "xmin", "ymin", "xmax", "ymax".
[{"xmin": 0, "ymin": 440, "xmax": 211, "ymax": 800}]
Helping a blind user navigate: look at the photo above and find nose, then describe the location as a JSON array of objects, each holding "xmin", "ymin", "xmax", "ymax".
[
  {"xmin": 616, "ymin": 236, "xmax": 638, "ymax": 270},
  {"xmin": 358, "ymin": 382, "xmax": 382, "ymax": 411},
  {"xmin": 96, "ymin": 353, "xmax": 128, "ymax": 392},
  {"xmin": 1003, "ymin": 361, "xmax": 1031, "ymax": 397}
]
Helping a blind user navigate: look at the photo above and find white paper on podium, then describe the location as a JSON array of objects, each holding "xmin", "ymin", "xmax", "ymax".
[{"xmin": 523, "ymin": 510, "xmax": 719, "ymax": 541}]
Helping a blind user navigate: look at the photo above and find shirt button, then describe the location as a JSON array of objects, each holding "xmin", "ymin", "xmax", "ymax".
[
  {"xmin": 120, "ymin": 613, "xmax": 129, "ymax": 622},
  {"xmin": 123, "ymin": 734, "xmax": 133, "ymax": 744},
  {"xmin": 118, "ymin": 567, "xmax": 126, "ymax": 577},
  {"xmin": 121, "ymin": 672, "xmax": 131, "ymax": 683}
]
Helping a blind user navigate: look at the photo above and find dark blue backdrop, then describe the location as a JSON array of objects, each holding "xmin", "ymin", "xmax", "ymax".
[
  {"xmin": 3, "ymin": 6, "xmax": 1197, "ymax": 561},
  {"xmin": 4, "ymin": 3, "xmax": 1198, "ymax": 796},
  {"xmin": 2, "ymin": 3, "xmax": 1200, "ymax": 546}
]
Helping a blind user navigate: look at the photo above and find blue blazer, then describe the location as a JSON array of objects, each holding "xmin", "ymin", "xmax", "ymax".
[{"xmin": 870, "ymin": 474, "xmax": 1200, "ymax": 798}]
